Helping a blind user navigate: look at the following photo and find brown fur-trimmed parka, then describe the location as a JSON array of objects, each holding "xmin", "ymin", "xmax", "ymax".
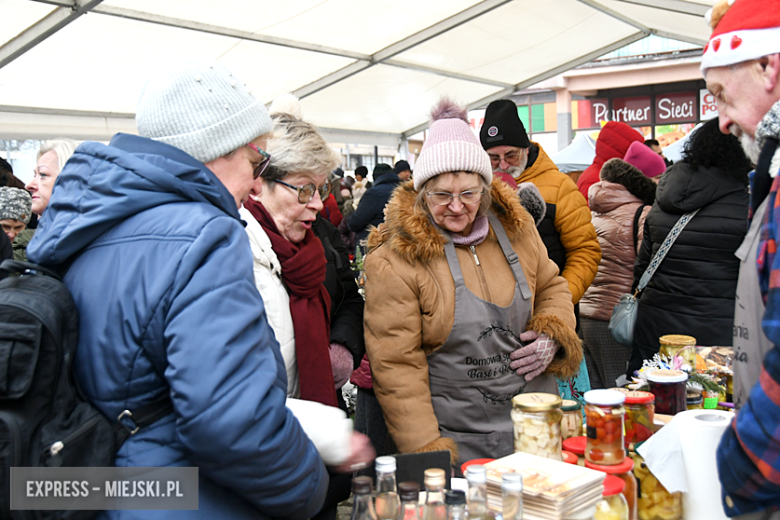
[{"xmin": 363, "ymin": 178, "xmax": 582, "ymax": 458}]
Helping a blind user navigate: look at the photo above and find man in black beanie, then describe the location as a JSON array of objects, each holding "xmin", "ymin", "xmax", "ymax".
[
  {"xmin": 393, "ymin": 160, "xmax": 412, "ymax": 182},
  {"xmin": 480, "ymin": 99, "xmax": 600, "ymax": 333}
]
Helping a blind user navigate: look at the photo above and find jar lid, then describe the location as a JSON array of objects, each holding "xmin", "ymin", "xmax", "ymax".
[
  {"xmin": 561, "ymin": 399, "xmax": 582, "ymax": 411},
  {"xmin": 512, "ymin": 392, "xmax": 562, "ymax": 411},
  {"xmin": 658, "ymin": 334, "xmax": 697, "ymax": 347},
  {"xmin": 351, "ymin": 476, "xmax": 373, "ymax": 495},
  {"xmin": 602, "ymin": 475, "xmax": 625, "ymax": 497},
  {"xmin": 444, "ymin": 490, "xmax": 466, "ymax": 505},
  {"xmin": 375, "ymin": 455, "xmax": 396, "ymax": 473},
  {"xmin": 585, "ymin": 456, "xmax": 634, "ymax": 474},
  {"xmin": 647, "ymin": 369, "xmax": 688, "ymax": 383},
  {"xmin": 584, "ymin": 389, "xmax": 625, "ymax": 406},
  {"xmin": 398, "ymin": 481, "xmax": 420, "ymax": 501},
  {"xmin": 608, "ymin": 387, "xmax": 632, "ymax": 395},
  {"xmin": 424, "ymin": 468, "xmax": 446, "ymax": 487},
  {"xmin": 562, "ymin": 450, "xmax": 579, "ymax": 464},
  {"xmin": 502, "ymin": 472, "xmax": 523, "ymax": 492},
  {"xmin": 562, "ymin": 436, "xmax": 586, "ymax": 455},
  {"xmin": 687, "ymin": 393, "xmax": 703, "ymax": 404},
  {"xmin": 465, "ymin": 465, "xmax": 486, "ymax": 483},
  {"xmin": 623, "ymin": 391, "xmax": 655, "ymax": 405},
  {"xmin": 460, "ymin": 458, "xmax": 494, "ymax": 476}
]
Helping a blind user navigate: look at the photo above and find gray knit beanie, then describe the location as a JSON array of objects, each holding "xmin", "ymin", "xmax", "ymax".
[
  {"xmin": 0, "ymin": 187, "xmax": 32, "ymax": 224},
  {"xmin": 136, "ymin": 63, "xmax": 272, "ymax": 164}
]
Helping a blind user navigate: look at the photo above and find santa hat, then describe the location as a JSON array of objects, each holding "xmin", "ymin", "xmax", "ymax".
[{"xmin": 700, "ymin": 0, "xmax": 780, "ymax": 73}]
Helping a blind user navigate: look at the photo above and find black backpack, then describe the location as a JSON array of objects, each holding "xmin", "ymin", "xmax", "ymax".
[{"xmin": 0, "ymin": 260, "xmax": 172, "ymax": 520}]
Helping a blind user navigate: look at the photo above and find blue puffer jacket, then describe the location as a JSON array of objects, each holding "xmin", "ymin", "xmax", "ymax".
[{"xmin": 27, "ymin": 134, "xmax": 328, "ymax": 520}]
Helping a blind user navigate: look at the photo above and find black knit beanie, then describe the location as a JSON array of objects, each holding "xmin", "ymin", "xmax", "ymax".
[{"xmin": 480, "ymin": 99, "xmax": 531, "ymax": 150}]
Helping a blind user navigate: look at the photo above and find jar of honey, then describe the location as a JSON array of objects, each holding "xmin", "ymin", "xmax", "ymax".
[{"xmin": 584, "ymin": 390, "xmax": 625, "ymax": 466}]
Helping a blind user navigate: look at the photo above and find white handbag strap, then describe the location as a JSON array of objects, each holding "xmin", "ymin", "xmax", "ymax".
[{"xmin": 636, "ymin": 208, "xmax": 700, "ymax": 292}]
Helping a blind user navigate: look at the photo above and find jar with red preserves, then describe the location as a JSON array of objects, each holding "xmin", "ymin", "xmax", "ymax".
[
  {"xmin": 623, "ymin": 391, "xmax": 655, "ymax": 450},
  {"xmin": 584, "ymin": 390, "xmax": 625, "ymax": 466},
  {"xmin": 647, "ymin": 370, "xmax": 688, "ymax": 415}
]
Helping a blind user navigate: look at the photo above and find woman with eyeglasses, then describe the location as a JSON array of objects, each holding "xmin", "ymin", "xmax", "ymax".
[
  {"xmin": 363, "ymin": 100, "xmax": 582, "ymax": 471},
  {"xmin": 240, "ymin": 96, "xmax": 373, "ymax": 520}
]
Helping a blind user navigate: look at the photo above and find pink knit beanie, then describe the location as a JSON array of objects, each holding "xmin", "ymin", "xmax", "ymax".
[
  {"xmin": 413, "ymin": 99, "xmax": 493, "ymax": 191},
  {"xmin": 623, "ymin": 141, "xmax": 667, "ymax": 178}
]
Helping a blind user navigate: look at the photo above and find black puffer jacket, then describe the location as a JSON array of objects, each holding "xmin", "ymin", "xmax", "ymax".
[
  {"xmin": 627, "ymin": 162, "xmax": 749, "ymax": 375},
  {"xmin": 313, "ymin": 215, "xmax": 365, "ymax": 369}
]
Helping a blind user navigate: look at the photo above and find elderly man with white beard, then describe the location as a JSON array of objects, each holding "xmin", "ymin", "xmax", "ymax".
[
  {"xmin": 702, "ymin": 0, "xmax": 780, "ymax": 518},
  {"xmin": 479, "ymin": 100, "xmax": 600, "ymax": 331}
]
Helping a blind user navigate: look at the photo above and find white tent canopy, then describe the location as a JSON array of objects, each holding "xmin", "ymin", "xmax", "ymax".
[
  {"xmin": 0, "ymin": 0, "xmax": 714, "ymax": 146},
  {"xmin": 551, "ymin": 132, "xmax": 596, "ymax": 172}
]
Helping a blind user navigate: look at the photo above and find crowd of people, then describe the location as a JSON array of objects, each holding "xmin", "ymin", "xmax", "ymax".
[{"xmin": 1, "ymin": 0, "xmax": 779, "ymax": 516}]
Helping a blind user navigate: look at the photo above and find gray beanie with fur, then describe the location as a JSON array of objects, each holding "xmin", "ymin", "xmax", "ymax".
[{"xmin": 136, "ymin": 63, "xmax": 272, "ymax": 164}]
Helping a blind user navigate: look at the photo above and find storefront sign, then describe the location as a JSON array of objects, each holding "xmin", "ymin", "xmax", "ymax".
[
  {"xmin": 609, "ymin": 96, "xmax": 652, "ymax": 125},
  {"xmin": 700, "ymin": 89, "xmax": 719, "ymax": 120},
  {"xmin": 656, "ymin": 92, "xmax": 696, "ymax": 124}
]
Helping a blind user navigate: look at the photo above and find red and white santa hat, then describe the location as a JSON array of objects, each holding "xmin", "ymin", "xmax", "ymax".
[{"xmin": 700, "ymin": 0, "xmax": 780, "ymax": 73}]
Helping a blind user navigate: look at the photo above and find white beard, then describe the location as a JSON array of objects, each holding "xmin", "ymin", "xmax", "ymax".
[
  {"xmin": 740, "ymin": 133, "xmax": 761, "ymax": 165},
  {"xmin": 729, "ymin": 124, "xmax": 761, "ymax": 164},
  {"xmin": 494, "ymin": 155, "xmax": 528, "ymax": 180}
]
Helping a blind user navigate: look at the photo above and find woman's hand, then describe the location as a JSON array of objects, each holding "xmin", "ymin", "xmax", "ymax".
[
  {"xmin": 335, "ymin": 432, "xmax": 376, "ymax": 473},
  {"xmin": 509, "ymin": 331, "xmax": 559, "ymax": 381},
  {"xmin": 329, "ymin": 343, "xmax": 354, "ymax": 388}
]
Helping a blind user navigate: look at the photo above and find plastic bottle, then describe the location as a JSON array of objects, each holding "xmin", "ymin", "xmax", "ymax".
[
  {"xmin": 445, "ymin": 490, "xmax": 467, "ymax": 520},
  {"xmin": 396, "ymin": 481, "xmax": 422, "ymax": 520},
  {"xmin": 423, "ymin": 468, "xmax": 447, "ymax": 520},
  {"xmin": 375, "ymin": 456, "xmax": 400, "ymax": 519},
  {"xmin": 501, "ymin": 472, "xmax": 523, "ymax": 520},
  {"xmin": 466, "ymin": 465, "xmax": 488, "ymax": 519},
  {"xmin": 351, "ymin": 476, "xmax": 379, "ymax": 520}
]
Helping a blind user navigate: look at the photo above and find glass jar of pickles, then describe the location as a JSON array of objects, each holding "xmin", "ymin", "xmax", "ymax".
[
  {"xmin": 561, "ymin": 399, "xmax": 583, "ymax": 440},
  {"xmin": 647, "ymin": 370, "xmax": 688, "ymax": 415},
  {"xmin": 511, "ymin": 393, "xmax": 563, "ymax": 461},
  {"xmin": 632, "ymin": 453, "xmax": 682, "ymax": 520},
  {"xmin": 658, "ymin": 335, "xmax": 696, "ymax": 368},
  {"xmin": 686, "ymin": 390, "xmax": 703, "ymax": 410},
  {"xmin": 623, "ymin": 391, "xmax": 654, "ymax": 450},
  {"xmin": 584, "ymin": 390, "xmax": 625, "ymax": 466},
  {"xmin": 586, "ymin": 457, "xmax": 637, "ymax": 520},
  {"xmin": 595, "ymin": 475, "xmax": 629, "ymax": 520}
]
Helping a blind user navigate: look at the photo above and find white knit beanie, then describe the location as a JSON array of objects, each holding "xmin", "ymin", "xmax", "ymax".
[
  {"xmin": 136, "ymin": 63, "xmax": 272, "ymax": 164},
  {"xmin": 413, "ymin": 99, "xmax": 493, "ymax": 191}
]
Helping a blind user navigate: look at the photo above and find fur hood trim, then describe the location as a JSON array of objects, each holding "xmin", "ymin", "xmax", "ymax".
[
  {"xmin": 600, "ymin": 158, "xmax": 657, "ymax": 206},
  {"xmin": 367, "ymin": 178, "xmax": 534, "ymax": 265}
]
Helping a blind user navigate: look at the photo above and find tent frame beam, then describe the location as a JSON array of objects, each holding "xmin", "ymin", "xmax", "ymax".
[
  {"xmin": 400, "ymin": 30, "xmax": 649, "ymax": 138},
  {"xmin": 0, "ymin": 0, "xmax": 104, "ymax": 68}
]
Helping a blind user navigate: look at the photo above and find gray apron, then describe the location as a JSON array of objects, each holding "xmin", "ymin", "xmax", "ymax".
[
  {"xmin": 428, "ymin": 214, "xmax": 559, "ymax": 467},
  {"xmin": 733, "ymin": 198, "xmax": 773, "ymax": 409}
]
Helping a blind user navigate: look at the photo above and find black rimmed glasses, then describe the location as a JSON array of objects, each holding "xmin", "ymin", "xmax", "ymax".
[
  {"xmin": 488, "ymin": 150, "xmax": 522, "ymax": 167},
  {"xmin": 273, "ymin": 178, "xmax": 332, "ymax": 204},
  {"xmin": 426, "ymin": 189, "xmax": 484, "ymax": 206},
  {"xmin": 247, "ymin": 143, "xmax": 271, "ymax": 179}
]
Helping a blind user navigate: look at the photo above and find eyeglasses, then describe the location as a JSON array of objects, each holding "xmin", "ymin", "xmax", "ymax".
[
  {"xmin": 247, "ymin": 143, "xmax": 272, "ymax": 179},
  {"xmin": 426, "ymin": 190, "xmax": 484, "ymax": 206},
  {"xmin": 488, "ymin": 150, "xmax": 522, "ymax": 167},
  {"xmin": 273, "ymin": 178, "xmax": 332, "ymax": 204}
]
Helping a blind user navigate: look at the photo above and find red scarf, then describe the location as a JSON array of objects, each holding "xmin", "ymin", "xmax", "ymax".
[{"xmin": 245, "ymin": 199, "xmax": 337, "ymax": 407}]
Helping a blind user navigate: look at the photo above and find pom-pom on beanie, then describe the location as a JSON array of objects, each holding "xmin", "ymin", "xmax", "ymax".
[
  {"xmin": 413, "ymin": 98, "xmax": 493, "ymax": 191},
  {"xmin": 136, "ymin": 62, "xmax": 272, "ymax": 164}
]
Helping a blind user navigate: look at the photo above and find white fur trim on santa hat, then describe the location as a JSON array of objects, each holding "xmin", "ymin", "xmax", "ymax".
[{"xmin": 701, "ymin": 27, "xmax": 780, "ymax": 73}]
